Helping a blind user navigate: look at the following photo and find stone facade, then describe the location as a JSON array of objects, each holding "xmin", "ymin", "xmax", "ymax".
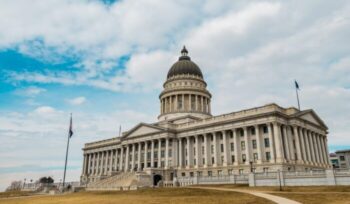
[{"xmin": 81, "ymin": 48, "xmax": 331, "ymax": 185}]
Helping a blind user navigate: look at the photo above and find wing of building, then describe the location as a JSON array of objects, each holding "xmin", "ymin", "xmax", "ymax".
[{"xmin": 81, "ymin": 47, "xmax": 331, "ymax": 187}]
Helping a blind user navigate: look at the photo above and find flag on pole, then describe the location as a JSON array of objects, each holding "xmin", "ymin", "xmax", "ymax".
[
  {"xmin": 295, "ymin": 80, "xmax": 300, "ymax": 90},
  {"xmin": 68, "ymin": 114, "xmax": 73, "ymax": 138}
]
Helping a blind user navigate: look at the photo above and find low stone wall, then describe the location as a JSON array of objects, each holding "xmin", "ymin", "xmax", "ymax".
[
  {"xmin": 177, "ymin": 169, "xmax": 350, "ymax": 187},
  {"xmin": 251, "ymin": 169, "xmax": 350, "ymax": 187}
]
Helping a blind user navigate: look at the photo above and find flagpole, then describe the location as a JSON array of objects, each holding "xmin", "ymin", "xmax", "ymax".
[
  {"xmin": 63, "ymin": 113, "xmax": 72, "ymax": 188},
  {"xmin": 295, "ymin": 82, "xmax": 301, "ymax": 110}
]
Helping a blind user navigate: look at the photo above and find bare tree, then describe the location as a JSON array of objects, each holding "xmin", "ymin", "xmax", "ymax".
[{"xmin": 6, "ymin": 180, "xmax": 23, "ymax": 191}]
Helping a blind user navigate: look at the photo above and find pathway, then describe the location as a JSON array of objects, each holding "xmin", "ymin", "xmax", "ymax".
[{"xmin": 189, "ymin": 186, "xmax": 301, "ymax": 204}]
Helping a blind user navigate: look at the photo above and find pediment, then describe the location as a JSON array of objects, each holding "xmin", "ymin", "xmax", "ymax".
[
  {"xmin": 295, "ymin": 110, "xmax": 328, "ymax": 129},
  {"xmin": 122, "ymin": 123, "xmax": 165, "ymax": 138}
]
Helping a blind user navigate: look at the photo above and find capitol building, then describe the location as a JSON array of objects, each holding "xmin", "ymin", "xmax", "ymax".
[{"xmin": 81, "ymin": 47, "xmax": 331, "ymax": 187}]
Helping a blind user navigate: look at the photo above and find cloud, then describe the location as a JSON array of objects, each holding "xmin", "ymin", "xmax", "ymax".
[
  {"xmin": 67, "ymin": 97, "xmax": 87, "ymax": 105},
  {"xmin": 14, "ymin": 86, "xmax": 46, "ymax": 97}
]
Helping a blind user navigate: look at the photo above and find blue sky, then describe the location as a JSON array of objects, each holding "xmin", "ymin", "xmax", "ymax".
[{"xmin": 1, "ymin": 0, "xmax": 350, "ymax": 191}]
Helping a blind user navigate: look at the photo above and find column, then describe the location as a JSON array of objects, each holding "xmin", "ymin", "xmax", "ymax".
[
  {"xmin": 273, "ymin": 123, "xmax": 284, "ymax": 163},
  {"xmin": 282, "ymin": 126, "xmax": 290, "ymax": 160},
  {"xmin": 313, "ymin": 133, "xmax": 320, "ymax": 164},
  {"xmin": 95, "ymin": 152, "xmax": 99, "ymax": 175},
  {"xmin": 175, "ymin": 95, "xmax": 178, "ymax": 111},
  {"xmin": 158, "ymin": 139, "xmax": 162, "ymax": 168},
  {"xmin": 170, "ymin": 96, "xmax": 173, "ymax": 112},
  {"xmin": 255, "ymin": 125, "xmax": 263, "ymax": 164},
  {"xmin": 195, "ymin": 95, "xmax": 198, "ymax": 111},
  {"xmin": 201, "ymin": 96, "xmax": 204, "ymax": 112},
  {"xmin": 82, "ymin": 154, "xmax": 87, "ymax": 175},
  {"xmin": 213, "ymin": 133, "xmax": 218, "ymax": 167},
  {"xmin": 188, "ymin": 94, "xmax": 191, "ymax": 111},
  {"xmin": 186, "ymin": 137, "xmax": 191, "ymax": 168},
  {"xmin": 233, "ymin": 129, "xmax": 239, "ymax": 165},
  {"xmin": 119, "ymin": 147, "xmax": 124, "ymax": 171},
  {"xmin": 165, "ymin": 138, "xmax": 169, "ymax": 168},
  {"xmin": 151, "ymin": 140, "xmax": 155, "ymax": 168},
  {"xmin": 182, "ymin": 94, "xmax": 185, "ymax": 111},
  {"xmin": 100, "ymin": 151, "xmax": 105, "ymax": 175},
  {"xmin": 173, "ymin": 138, "xmax": 178, "ymax": 167},
  {"xmin": 179, "ymin": 138, "xmax": 183, "ymax": 168},
  {"xmin": 243, "ymin": 127, "xmax": 251, "ymax": 164},
  {"xmin": 138, "ymin": 143, "xmax": 142, "ymax": 171},
  {"xmin": 323, "ymin": 136, "xmax": 331, "ymax": 165},
  {"xmin": 293, "ymin": 126, "xmax": 303, "ymax": 163},
  {"xmin": 308, "ymin": 131, "xmax": 315, "ymax": 164},
  {"xmin": 319, "ymin": 136, "xmax": 327, "ymax": 165},
  {"xmin": 304, "ymin": 129, "xmax": 312, "ymax": 164},
  {"xmin": 317, "ymin": 134, "xmax": 324, "ymax": 165},
  {"xmin": 222, "ymin": 131, "xmax": 228, "ymax": 166},
  {"xmin": 109, "ymin": 150, "xmax": 113, "ymax": 173},
  {"xmin": 131, "ymin": 144, "xmax": 136, "ymax": 171},
  {"xmin": 114, "ymin": 148, "xmax": 119, "ymax": 171},
  {"xmin": 125, "ymin": 145, "xmax": 130, "ymax": 172},
  {"xmin": 287, "ymin": 126, "xmax": 295, "ymax": 161},
  {"xmin": 144, "ymin": 142, "xmax": 148, "ymax": 169},
  {"xmin": 203, "ymin": 134, "xmax": 209, "ymax": 167},
  {"xmin": 195, "ymin": 135, "xmax": 200, "ymax": 168},
  {"xmin": 208, "ymin": 100, "xmax": 211, "ymax": 114},
  {"xmin": 299, "ymin": 128, "xmax": 307, "ymax": 162},
  {"xmin": 267, "ymin": 124, "xmax": 275, "ymax": 162}
]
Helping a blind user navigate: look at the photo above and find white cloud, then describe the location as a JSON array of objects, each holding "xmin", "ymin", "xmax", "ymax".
[
  {"xmin": 14, "ymin": 86, "xmax": 46, "ymax": 97},
  {"xmin": 67, "ymin": 97, "xmax": 87, "ymax": 105}
]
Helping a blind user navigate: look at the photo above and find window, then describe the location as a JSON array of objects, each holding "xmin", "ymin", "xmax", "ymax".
[
  {"xmin": 239, "ymin": 169, "xmax": 244, "ymax": 175},
  {"xmin": 231, "ymin": 155, "xmax": 235, "ymax": 163},
  {"xmin": 211, "ymin": 145, "xmax": 214, "ymax": 153},
  {"xmin": 154, "ymin": 152, "xmax": 158, "ymax": 158},
  {"xmin": 251, "ymin": 128, "xmax": 256, "ymax": 135},
  {"xmin": 266, "ymin": 152, "xmax": 271, "ymax": 161},
  {"xmin": 168, "ymin": 150, "xmax": 172, "ymax": 157},
  {"xmin": 240, "ymin": 129, "xmax": 244, "ymax": 137},
  {"xmin": 252, "ymin": 140, "xmax": 257, "ymax": 149},
  {"xmin": 221, "ymin": 144, "xmax": 224, "ymax": 152},
  {"xmin": 218, "ymin": 170, "xmax": 223, "ymax": 176},
  {"xmin": 212, "ymin": 157, "xmax": 215, "ymax": 164},
  {"xmin": 208, "ymin": 171, "xmax": 212, "ymax": 176},
  {"xmin": 181, "ymin": 172, "xmax": 186, "ymax": 177},
  {"xmin": 263, "ymin": 126, "xmax": 268, "ymax": 134},
  {"xmin": 190, "ymin": 172, "xmax": 194, "ymax": 177},
  {"xmin": 228, "ymin": 169, "xmax": 233, "ymax": 175},
  {"xmin": 264, "ymin": 138, "xmax": 270, "ymax": 148},
  {"xmin": 253, "ymin": 153, "xmax": 258, "ymax": 162},
  {"xmin": 202, "ymin": 158, "xmax": 205, "ymax": 164},
  {"xmin": 340, "ymin": 156, "xmax": 345, "ymax": 161},
  {"xmin": 161, "ymin": 150, "xmax": 165, "ymax": 158},
  {"xmin": 241, "ymin": 141, "xmax": 246, "ymax": 150},
  {"xmin": 242, "ymin": 154, "xmax": 246, "ymax": 162},
  {"xmin": 230, "ymin": 143, "xmax": 234, "ymax": 151},
  {"xmin": 202, "ymin": 146, "xmax": 205, "ymax": 154}
]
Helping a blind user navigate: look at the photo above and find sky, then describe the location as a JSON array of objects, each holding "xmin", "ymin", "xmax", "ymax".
[{"xmin": 1, "ymin": 0, "xmax": 350, "ymax": 191}]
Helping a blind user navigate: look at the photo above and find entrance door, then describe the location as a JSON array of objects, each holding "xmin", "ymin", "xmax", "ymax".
[{"xmin": 153, "ymin": 174, "xmax": 162, "ymax": 186}]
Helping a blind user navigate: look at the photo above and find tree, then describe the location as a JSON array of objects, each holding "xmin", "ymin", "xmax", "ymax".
[
  {"xmin": 6, "ymin": 180, "xmax": 23, "ymax": 191},
  {"xmin": 39, "ymin": 176, "xmax": 54, "ymax": 184}
]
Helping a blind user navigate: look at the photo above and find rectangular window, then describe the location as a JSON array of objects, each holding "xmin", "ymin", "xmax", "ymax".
[
  {"xmin": 211, "ymin": 145, "xmax": 214, "ymax": 153},
  {"xmin": 202, "ymin": 146, "xmax": 205, "ymax": 154},
  {"xmin": 221, "ymin": 156, "xmax": 224, "ymax": 163},
  {"xmin": 251, "ymin": 128, "xmax": 256, "ymax": 135},
  {"xmin": 208, "ymin": 171, "xmax": 212, "ymax": 177},
  {"xmin": 263, "ymin": 126, "xmax": 268, "ymax": 134},
  {"xmin": 252, "ymin": 140, "xmax": 257, "ymax": 149},
  {"xmin": 340, "ymin": 156, "xmax": 345, "ymax": 161},
  {"xmin": 202, "ymin": 158, "xmax": 205, "ymax": 164},
  {"xmin": 253, "ymin": 153, "xmax": 258, "ymax": 162},
  {"xmin": 230, "ymin": 143, "xmax": 234, "ymax": 151},
  {"xmin": 242, "ymin": 154, "xmax": 246, "ymax": 162},
  {"xmin": 264, "ymin": 138, "xmax": 270, "ymax": 148},
  {"xmin": 241, "ymin": 141, "xmax": 246, "ymax": 150},
  {"xmin": 231, "ymin": 155, "xmax": 235, "ymax": 163},
  {"xmin": 221, "ymin": 144, "xmax": 224, "ymax": 153},
  {"xmin": 161, "ymin": 150, "xmax": 165, "ymax": 158},
  {"xmin": 266, "ymin": 152, "xmax": 271, "ymax": 161},
  {"xmin": 212, "ymin": 157, "xmax": 215, "ymax": 164}
]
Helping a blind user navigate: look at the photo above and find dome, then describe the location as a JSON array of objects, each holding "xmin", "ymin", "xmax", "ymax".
[{"xmin": 167, "ymin": 46, "xmax": 203, "ymax": 79}]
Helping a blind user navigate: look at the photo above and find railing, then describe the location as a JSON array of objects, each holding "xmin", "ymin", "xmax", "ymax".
[{"xmin": 334, "ymin": 169, "xmax": 350, "ymax": 176}]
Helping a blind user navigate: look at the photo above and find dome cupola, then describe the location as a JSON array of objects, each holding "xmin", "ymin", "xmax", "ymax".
[
  {"xmin": 158, "ymin": 46, "xmax": 212, "ymax": 121},
  {"xmin": 167, "ymin": 46, "xmax": 203, "ymax": 79}
]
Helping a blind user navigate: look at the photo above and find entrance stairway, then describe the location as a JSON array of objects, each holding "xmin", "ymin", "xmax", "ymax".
[{"xmin": 86, "ymin": 172, "xmax": 151, "ymax": 191}]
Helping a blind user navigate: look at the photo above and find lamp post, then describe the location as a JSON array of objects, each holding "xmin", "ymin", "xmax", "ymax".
[{"xmin": 249, "ymin": 161, "xmax": 253, "ymax": 173}]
